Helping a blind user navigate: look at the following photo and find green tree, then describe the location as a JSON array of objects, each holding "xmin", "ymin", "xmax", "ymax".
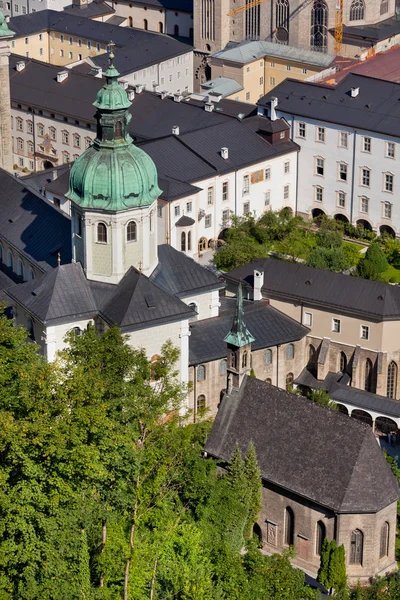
[
  {"xmin": 308, "ymin": 389, "xmax": 338, "ymax": 411},
  {"xmin": 244, "ymin": 442, "xmax": 262, "ymax": 539},
  {"xmin": 317, "ymin": 538, "xmax": 331, "ymax": 590},
  {"xmin": 316, "ymin": 227, "xmax": 343, "ymax": 249},
  {"xmin": 357, "ymin": 242, "xmax": 388, "ymax": 280},
  {"xmin": 318, "ymin": 540, "xmax": 347, "ymax": 595}
]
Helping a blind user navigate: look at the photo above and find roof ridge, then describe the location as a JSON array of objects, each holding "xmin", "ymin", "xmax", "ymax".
[{"xmin": 336, "ymin": 426, "xmax": 370, "ymax": 511}]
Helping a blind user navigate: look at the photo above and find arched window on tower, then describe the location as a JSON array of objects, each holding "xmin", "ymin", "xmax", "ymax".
[
  {"xmin": 127, "ymin": 221, "xmax": 137, "ymax": 242},
  {"xmin": 284, "ymin": 507, "xmax": 294, "ymax": 546},
  {"xmin": 115, "ymin": 121, "xmax": 123, "ymax": 138},
  {"xmin": 349, "ymin": 0, "xmax": 365, "ymax": 21},
  {"xmin": 201, "ymin": 0, "xmax": 215, "ymax": 41},
  {"xmin": 229, "ymin": 350, "xmax": 238, "ymax": 370},
  {"xmin": 310, "ymin": 1, "xmax": 328, "ymax": 52},
  {"xmin": 242, "ymin": 351, "xmax": 248, "ymax": 368},
  {"xmin": 380, "ymin": 522, "xmax": 389, "ymax": 558},
  {"xmin": 97, "ymin": 222, "xmax": 107, "ymax": 244},
  {"xmin": 181, "ymin": 231, "xmax": 186, "ymax": 252},
  {"xmin": 275, "ymin": 0, "xmax": 289, "ymax": 44},
  {"xmin": 365, "ymin": 358, "xmax": 373, "ymax": 392},
  {"xmin": 387, "ymin": 361, "xmax": 398, "ymax": 399}
]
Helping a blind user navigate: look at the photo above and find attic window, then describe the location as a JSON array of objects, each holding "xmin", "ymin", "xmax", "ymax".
[
  {"xmin": 145, "ymin": 294, "xmax": 156, "ymax": 308},
  {"xmin": 305, "ymin": 280, "xmax": 312, "ymax": 286},
  {"xmin": 377, "ymin": 295, "xmax": 384, "ymax": 301}
]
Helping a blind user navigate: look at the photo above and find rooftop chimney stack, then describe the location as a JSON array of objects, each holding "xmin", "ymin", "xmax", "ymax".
[
  {"xmin": 172, "ymin": 125, "xmax": 180, "ymax": 135},
  {"xmin": 351, "ymin": 87, "xmax": 360, "ymax": 98},
  {"xmin": 56, "ymin": 70, "xmax": 69, "ymax": 83},
  {"xmin": 205, "ymin": 102, "xmax": 214, "ymax": 112},
  {"xmin": 52, "ymin": 169, "xmax": 58, "ymax": 181},
  {"xmin": 221, "ymin": 147, "xmax": 228, "ymax": 159},
  {"xmin": 253, "ymin": 270, "xmax": 264, "ymax": 301},
  {"xmin": 16, "ymin": 61, "xmax": 26, "ymax": 72},
  {"xmin": 94, "ymin": 67, "xmax": 102, "ymax": 78},
  {"xmin": 128, "ymin": 89, "xmax": 135, "ymax": 101},
  {"xmin": 270, "ymin": 97, "xmax": 278, "ymax": 121},
  {"xmin": 174, "ymin": 93, "xmax": 183, "ymax": 102}
]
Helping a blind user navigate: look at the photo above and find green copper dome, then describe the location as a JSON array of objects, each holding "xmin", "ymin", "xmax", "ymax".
[
  {"xmin": 0, "ymin": 11, "xmax": 15, "ymax": 37},
  {"xmin": 66, "ymin": 44, "xmax": 161, "ymax": 211}
]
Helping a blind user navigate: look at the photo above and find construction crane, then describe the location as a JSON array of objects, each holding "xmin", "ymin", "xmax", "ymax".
[
  {"xmin": 334, "ymin": 0, "xmax": 344, "ymax": 55},
  {"xmin": 227, "ymin": 0, "xmax": 269, "ymax": 18}
]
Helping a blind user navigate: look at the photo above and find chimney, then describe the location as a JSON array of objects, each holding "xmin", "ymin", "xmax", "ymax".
[
  {"xmin": 253, "ymin": 270, "xmax": 264, "ymax": 301},
  {"xmin": 351, "ymin": 87, "xmax": 359, "ymax": 98},
  {"xmin": 120, "ymin": 79, "xmax": 129, "ymax": 90},
  {"xmin": 52, "ymin": 169, "xmax": 58, "ymax": 181},
  {"xmin": 270, "ymin": 97, "xmax": 278, "ymax": 121},
  {"xmin": 172, "ymin": 125, "xmax": 179, "ymax": 135},
  {"xmin": 94, "ymin": 67, "xmax": 102, "ymax": 78},
  {"xmin": 57, "ymin": 70, "xmax": 69, "ymax": 83},
  {"xmin": 174, "ymin": 93, "xmax": 183, "ymax": 103},
  {"xmin": 160, "ymin": 90, "xmax": 169, "ymax": 100},
  {"xmin": 16, "ymin": 61, "xmax": 26, "ymax": 72},
  {"xmin": 135, "ymin": 84, "xmax": 144, "ymax": 94},
  {"xmin": 205, "ymin": 102, "xmax": 214, "ymax": 112},
  {"xmin": 221, "ymin": 147, "xmax": 228, "ymax": 159},
  {"xmin": 127, "ymin": 89, "xmax": 135, "ymax": 101}
]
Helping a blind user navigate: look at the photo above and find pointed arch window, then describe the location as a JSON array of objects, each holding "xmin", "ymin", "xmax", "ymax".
[
  {"xmin": 316, "ymin": 521, "xmax": 325, "ymax": 556},
  {"xmin": 97, "ymin": 222, "xmax": 107, "ymax": 244},
  {"xmin": 310, "ymin": 1, "xmax": 328, "ymax": 52},
  {"xmin": 229, "ymin": 351, "xmax": 237, "ymax": 370},
  {"xmin": 286, "ymin": 343, "xmax": 294, "ymax": 360},
  {"xmin": 349, "ymin": 0, "xmax": 365, "ymax": 21},
  {"xmin": 181, "ymin": 231, "xmax": 186, "ymax": 252},
  {"xmin": 275, "ymin": 0, "xmax": 289, "ymax": 44},
  {"xmin": 197, "ymin": 365, "xmax": 206, "ymax": 381},
  {"xmin": 264, "ymin": 349, "xmax": 272, "ymax": 364},
  {"xmin": 350, "ymin": 529, "xmax": 363, "ymax": 565},
  {"xmin": 308, "ymin": 344, "xmax": 316, "ymax": 364},
  {"xmin": 187, "ymin": 230, "xmax": 192, "ymax": 251},
  {"xmin": 380, "ymin": 522, "xmax": 389, "ymax": 558},
  {"xmin": 242, "ymin": 351, "xmax": 248, "ymax": 368},
  {"xmin": 339, "ymin": 352, "xmax": 347, "ymax": 373},
  {"xmin": 127, "ymin": 221, "xmax": 137, "ymax": 242},
  {"xmin": 284, "ymin": 507, "xmax": 294, "ymax": 546},
  {"xmin": 365, "ymin": 358, "xmax": 373, "ymax": 392},
  {"xmin": 387, "ymin": 361, "xmax": 398, "ymax": 399},
  {"xmin": 143, "ymin": 18, "xmax": 148, "ymax": 30}
]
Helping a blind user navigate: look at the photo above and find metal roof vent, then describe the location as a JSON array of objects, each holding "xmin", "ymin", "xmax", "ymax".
[
  {"xmin": 57, "ymin": 70, "xmax": 69, "ymax": 83},
  {"xmin": 127, "ymin": 89, "xmax": 135, "ymax": 101},
  {"xmin": 350, "ymin": 87, "xmax": 359, "ymax": 98},
  {"xmin": 93, "ymin": 67, "xmax": 102, "ymax": 78},
  {"xmin": 205, "ymin": 102, "xmax": 214, "ymax": 112},
  {"xmin": 160, "ymin": 90, "xmax": 169, "ymax": 100},
  {"xmin": 135, "ymin": 84, "xmax": 144, "ymax": 94},
  {"xmin": 16, "ymin": 61, "xmax": 25, "ymax": 72},
  {"xmin": 221, "ymin": 147, "xmax": 228, "ymax": 159},
  {"xmin": 174, "ymin": 93, "xmax": 183, "ymax": 102},
  {"xmin": 120, "ymin": 79, "xmax": 129, "ymax": 90},
  {"xmin": 172, "ymin": 125, "xmax": 180, "ymax": 135}
]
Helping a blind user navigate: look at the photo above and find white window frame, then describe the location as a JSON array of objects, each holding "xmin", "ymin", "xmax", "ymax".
[
  {"xmin": 339, "ymin": 131, "xmax": 348, "ymax": 148},
  {"xmin": 315, "ymin": 156, "xmax": 324, "ymax": 177},
  {"xmin": 361, "ymin": 167, "xmax": 370, "ymax": 188},
  {"xmin": 332, "ymin": 318, "xmax": 341, "ymax": 333},
  {"xmin": 298, "ymin": 122, "xmax": 306, "ymax": 138},
  {"xmin": 303, "ymin": 312, "xmax": 313, "ymax": 326},
  {"xmin": 316, "ymin": 126, "xmax": 325, "ymax": 143},
  {"xmin": 386, "ymin": 141, "xmax": 395, "ymax": 159},
  {"xmin": 360, "ymin": 325, "xmax": 369, "ymax": 340},
  {"xmin": 337, "ymin": 190, "xmax": 346, "ymax": 208},
  {"xmin": 338, "ymin": 162, "xmax": 348, "ymax": 182},
  {"xmin": 360, "ymin": 196, "xmax": 369, "ymax": 214},
  {"xmin": 384, "ymin": 172, "xmax": 394, "ymax": 193},
  {"xmin": 362, "ymin": 136, "xmax": 371, "ymax": 153}
]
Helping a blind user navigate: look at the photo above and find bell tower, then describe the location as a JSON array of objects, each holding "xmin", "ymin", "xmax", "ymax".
[
  {"xmin": 0, "ymin": 12, "xmax": 14, "ymax": 174},
  {"xmin": 224, "ymin": 283, "xmax": 255, "ymax": 393}
]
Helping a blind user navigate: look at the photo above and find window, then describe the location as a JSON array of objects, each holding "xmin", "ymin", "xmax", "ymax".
[
  {"xmin": 381, "ymin": 0, "xmax": 389, "ymax": 14},
  {"xmin": 17, "ymin": 138, "xmax": 23, "ymax": 151},
  {"xmin": 387, "ymin": 361, "xmax": 397, "ymax": 399},
  {"xmin": 197, "ymin": 365, "xmax": 206, "ymax": 381},
  {"xmin": 97, "ymin": 222, "xmax": 107, "ymax": 243},
  {"xmin": 310, "ymin": 0, "xmax": 328, "ymax": 51},
  {"xmin": 173, "ymin": 206, "xmax": 181, "ymax": 219},
  {"xmin": 340, "ymin": 352, "xmax": 347, "ymax": 373},
  {"xmin": 243, "ymin": 202, "xmax": 250, "ymax": 215},
  {"xmin": 149, "ymin": 211, "xmax": 153, "ymax": 233},
  {"xmin": 360, "ymin": 325, "xmax": 369, "ymax": 340},
  {"xmin": 316, "ymin": 521, "xmax": 326, "ymax": 556},
  {"xmin": 349, "ymin": 0, "xmax": 365, "ymax": 21},
  {"xmin": 284, "ymin": 507, "xmax": 294, "ymax": 545},
  {"xmin": 269, "ymin": 77, "xmax": 275, "ymax": 86},
  {"xmin": 365, "ymin": 358, "xmax": 373, "ymax": 392},
  {"xmin": 39, "ymin": 48, "xmax": 43, "ymax": 56},
  {"xmin": 205, "ymin": 214, "xmax": 211, "ymax": 228},
  {"xmin": 28, "ymin": 269, "xmax": 34, "ymax": 281},
  {"xmin": 127, "ymin": 221, "xmax": 137, "ymax": 242},
  {"xmin": 196, "ymin": 394, "xmax": 206, "ymax": 411},
  {"xmin": 337, "ymin": 191, "xmax": 346, "ymax": 208},
  {"xmin": 73, "ymin": 133, "xmax": 81, "ymax": 148},
  {"xmin": 207, "ymin": 186, "xmax": 214, "ymax": 205},
  {"xmin": 332, "ymin": 318, "xmax": 341, "ymax": 333},
  {"xmin": 27, "ymin": 141, "xmax": 34, "ymax": 154},
  {"xmin": 85, "ymin": 137, "xmax": 92, "ymax": 149},
  {"xmin": 6, "ymin": 250, "xmax": 13, "ymax": 270},
  {"xmin": 69, "ymin": 52, "xmax": 73, "ymax": 60},
  {"xmin": 181, "ymin": 231, "xmax": 186, "ymax": 252},
  {"xmin": 303, "ymin": 312, "xmax": 313, "ymax": 326},
  {"xmin": 380, "ymin": 523, "xmax": 389, "ymax": 559},
  {"xmin": 242, "ymin": 351, "xmax": 248, "ymax": 368},
  {"xmin": 384, "ymin": 173, "xmax": 394, "ymax": 192},
  {"xmin": 360, "ymin": 196, "xmax": 369, "ymax": 213},
  {"xmin": 222, "ymin": 181, "xmax": 229, "ymax": 201},
  {"xmin": 62, "ymin": 131, "xmax": 69, "ymax": 145},
  {"xmin": 284, "ymin": 161, "xmax": 290, "ymax": 174},
  {"xmin": 26, "ymin": 317, "xmax": 35, "ymax": 340},
  {"xmin": 339, "ymin": 131, "xmax": 348, "ymax": 148},
  {"xmin": 186, "ymin": 201, "xmax": 192, "ymax": 212},
  {"xmin": 63, "ymin": 151, "xmax": 70, "ymax": 164},
  {"xmin": 60, "ymin": 34, "xmax": 64, "ymax": 43},
  {"xmin": 220, "ymin": 359, "xmax": 227, "ymax": 375},
  {"xmin": 265, "ymin": 167, "xmax": 271, "ymax": 180},
  {"xmin": 264, "ymin": 349, "xmax": 272, "ymax": 364},
  {"xmin": 298, "ymin": 122, "xmax": 306, "ymax": 138},
  {"xmin": 316, "ymin": 126, "xmax": 325, "ymax": 143},
  {"xmin": 286, "ymin": 344, "xmax": 294, "ymax": 360},
  {"xmin": 96, "ymin": 43, "xmax": 100, "ymax": 52},
  {"xmin": 157, "ymin": 205, "xmax": 162, "ymax": 218},
  {"xmin": 187, "ymin": 231, "xmax": 192, "ymax": 251},
  {"xmin": 362, "ymin": 136, "xmax": 371, "ymax": 153},
  {"xmin": 222, "ymin": 209, "xmax": 230, "ymax": 227},
  {"xmin": 259, "ymin": 76, "xmax": 263, "ymax": 85},
  {"xmin": 361, "ymin": 168, "xmax": 370, "ymax": 187},
  {"xmin": 49, "ymin": 127, "xmax": 56, "ymax": 141},
  {"xmin": 338, "ymin": 162, "xmax": 348, "ymax": 182},
  {"xmin": 350, "ymin": 530, "xmax": 364, "ymax": 565},
  {"xmin": 60, "ymin": 49, "xmax": 64, "ymax": 58},
  {"xmin": 303, "ymin": 68, "xmax": 307, "ymax": 74},
  {"xmin": 283, "ymin": 185, "xmax": 289, "ymax": 200},
  {"xmin": 286, "ymin": 64, "xmax": 291, "ymax": 71},
  {"xmin": 87, "ymin": 41, "xmax": 91, "ymax": 49},
  {"xmin": 37, "ymin": 123, "xmax": 44, "ymax": 136},
  {"xmin": 265, "ymin": 191, "xmax": 271, "ymax": 207},
  {"xmin": 18, "ymin": 157, "xmax": 24, "ymax": 167},
  {"xmin": 243, "ymin": 175, "xmax": 250, "ymax": 194},
  {"xmin": 384, "ymin": 202, "xmax": 392, "ymax": 219},
  {"xmin": 386, "ymin": 142, "xmax": 395, "ymax": 158},
  {"xmin": 246, "ymin": 92, "xmax": 250, "ymax": 101},
  {"xmin": 158, "ymin": 22, "xmax": 163, "ymax": 33},
  {"xmin": 16, "ymin": 117, "xmax": 23, "ymax": 131},
  {"xmin": 315, "ymin": 186, "xmax": 323, "ymax": 202},
  {"xmin": 316, "ymin": 157, "xmax": 324, "ymax": 176}
]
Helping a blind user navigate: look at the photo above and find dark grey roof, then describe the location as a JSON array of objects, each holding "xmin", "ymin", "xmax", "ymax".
[
  {"xmin": 22, "ymin": 164, "xmax": 70, "ymax": 196},
  {"xmin": 101, "ymin": 266, "xmax": 194, "ymax": 330},
  {"xmin": 158, "ymin": 176, "xmax": 201, "ymax": 201},
  {"xmin": 6, "ymin": 262, "xmax": 98, "ymax": 324},
  {"xmin": 259, "ymin": 73, "xmax": 400, "ymax": 139},
  {"xmin": 151, "ymin": 244, "xmax": 223, "ymax": 298},
  {"xmin": 44, "ymin": 170, "xmax": 70, "ymax": 196},
  {"xmin": 189, "ymin": 298, "xmax": 308, "ymax": 365},
  {"xmin": 342, "ymin": 15, "xmax": 400, "ymax": 43},
  {"xmin": 0, "ymin": 168, "xmax": 72, "ymax": 271},
  {"xmin": 106, "ymin": 15, "xmax": 126, "ymax": 25},
  {"xmin": 175, "ymin": 215, "xmax": 195, "ymax": 226},
  {"xmin": 10, "ymin": 11, "xmax": 191, "ymax": 74},
  {"xmin": 224, "ymin": 257, "xmax": 400, "ymax": 321},
  {"xmin": 115, "ymin": 0, "xmax": 192, "ymax": 12},
  {"xmin": 64, "ymin": 0, "xmax": 114, "ymax": 18},
  {"xmin": 205, "ymin": 376, "xmax": 399, "ymax": 513}
]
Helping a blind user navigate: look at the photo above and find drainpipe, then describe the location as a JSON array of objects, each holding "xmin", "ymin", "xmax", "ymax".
[
  {"xmin": 350, "ymin": 129, "xmax": 357, "ymax": 224},
  {"xmin": 32, "ymin": 110, "xmax": 37, "ymax": 172},
  {"xmin": 276, "ymin": 344, "xmax": 280, "ymax": 387},
  {"xmin": 234, "ymin": 170, "xmax": 238, "ymax": 217},
  {"xmin": 293, "ymin": 115, "xmax": 299, "ymax": 216},
  {"xmin": 300, "ymin": 302, "xmax": 304, "ymax": 326},
  {"xmin": 193, "ymin": 365, "xmax": 197, "ymax": 423}
]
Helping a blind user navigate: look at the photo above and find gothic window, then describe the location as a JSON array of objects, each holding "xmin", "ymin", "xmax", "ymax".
[
  {"xmin": 284, "ymin": 507, "xmax": 294, "ymax": 546},
  {"xmin": 97, "ymin": 222, "xmax": 107, "ymax": 244},
  {"xmin": 197, "ymin": 365, "xmax": 206, "ymax": 381},
  {"xmin": 365, "ymin": 358, "xmax": 373, "ymax": 392},
  {"xmin": 187, "ymin": 231, "xmax": 192, "ymax": 251},
  {"xmin": 286, "ymin": 343, "xmax": 294, "ymax": 360},
  {"xmin": 339, "ymin": 352, "xmax": 347, "ymax": 373},
  {"xmin": 264, "ymin": 349, "xmax": 272, "ymax": 364},
  {"xmin": 220, "ymin": 359, "xmax": 227, "ymax": 375},
  {"xmin": 201, "ymin": 0, "xmax": 215, "ymax": 41},
  {"xmin": 380, "ymin": 522, "xmax": 389, "ymax": 558},
  {"xmin": 350, "ymin": 530, "xmax": 363, "ymax": 565},
  {"xmin": 229, "ymin": 351, "xmax": 238, "ymax": 370},
  {"xmin": 275, "ymin": 0, "xmax": 289, "ymax": 44},
  {"xmin": 115, "ymin": 121, "xmax": 122, "ymax": 138},
  {"xmin": 310, "ymin": 1, "xmax": 328, "ymax": 52},
  {"xmin": 349, "ymin": 0, "xmax": 365, "ymax": 21},
  {"xmin": 308, "ymin": 344, "xmax": 316, "ymax": 364},
  {"xmin": 316, "ymin": 521, "xmax": 325, "ymax": 556},
  {"xmin": 387, "ymin": 361, "xmax": 398, "ymax": 399},
  {"xmin": 127, "ymin": 221, "xmax": 137, "ymax": 242},
  {"xmin": 286, "ymin": 373, "xmax": 293, "ymax": 390},
  {"xmin": 196, "ymin": 394, "xmax": 206, "ymax": 411},
  {"xmin": 242, "ymin": 351, "xmax": 248, "ymax": 368},
  {"xmin": 181, "ymin": 231, "xmax": 186, "ymax": 252}
]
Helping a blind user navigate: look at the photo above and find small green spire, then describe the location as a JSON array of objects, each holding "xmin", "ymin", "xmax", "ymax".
[
  {"xmin": 0, "ymin": 11, "xmax": 15, "ymax": 37},
  {"xmin": 93, "ymin": 41, "xmax": 131, "ymax": 111},
  {"xmin": 224, "ymin": 283, "xmax": 255, "ymax": 348}
]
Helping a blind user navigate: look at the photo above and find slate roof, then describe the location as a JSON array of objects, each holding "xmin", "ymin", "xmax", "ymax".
[
  {"xmin": 342, "ymin": 15, "xmax": 400, "ymax": 43},
  {"xmin": 64, "ymin": 0, "xmax": 114, "ymax": 18},
  {"xmin": 150, "ymin": 244, "xmax": 223, "ymax": 298},
  {"xmin": 200, "ymin": 77, "xmax": 243, "ymax": 98},
  {"xmin": 22, "ymin": 164, "xmax": 70, "ymax": 196},
  {"xmin": 189, "ymin": 298, "xmax": 308, "ymax": 365},
  {"xmin": 175, "ymin": 215, "xmax": 195, "ymax": 226},
  {"xmin": 115, "ymin": 0, "xmax": 192, "ymax": 12},
  {"xmin": 0, "ymin": 168, "xmax": 72, "ymax": 271},
  {"xmin": 100, "ymin": 266, "xmax": 194, "ymax": 330},
  {"xmin": 224, "ymin": 257, "xmax": 400, "ymax": 321},
  {"xmin": 259, "ymin": 72, "xmax": 400, "ymax": 139},
  {"xmin": 158, "ymin": 176, "xmax": 202, "ymax": 201},
  {"xmin": 205, "ymin": 376, "xmax": 399, "ymax": 513}
]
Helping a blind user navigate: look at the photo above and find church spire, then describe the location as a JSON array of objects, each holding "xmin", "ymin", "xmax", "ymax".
[
  {"xmin": 224, "ymin": 283, "xmax": 255, "ymax": 348},
  {"xmin": 225, "ymin": 284, "xmax": 255, "ymax": 393}
]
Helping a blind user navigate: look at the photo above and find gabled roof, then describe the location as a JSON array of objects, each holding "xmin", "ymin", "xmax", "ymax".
[
  {"xmin": 100, "ymin": 266, "xmax": 194, "ymax": 330},
  {"xmin": 189, "ymin": 298, "xmax": 308, "ymax": 365},
  {"xmin": 224, "ymin": 257, "xmax": 400, "ymax": 321},
  {"xmin": 175, "ymin": 215, "xmax": 195, "ymax": 226},
  {"xmin": 150, "ymin": 244, "xmax": 223, "ymax": 297},
  {"xmin": 0, "ymin": 168, "xmax": 72, "ymax": 271},
  {"xmin": 200, "ymin": 77, "xmax": 243, "ymax": 98},
  {"xmin": 6, "ymin": 262, "xmax": 98, "ymax": 324},
  {"xmin": 205, "ymin": 376, "xmax": 399, "ymax": 513},
  {"xmin": 64, "ymin": 0, "xmax": 114, "ymax": 18}
]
